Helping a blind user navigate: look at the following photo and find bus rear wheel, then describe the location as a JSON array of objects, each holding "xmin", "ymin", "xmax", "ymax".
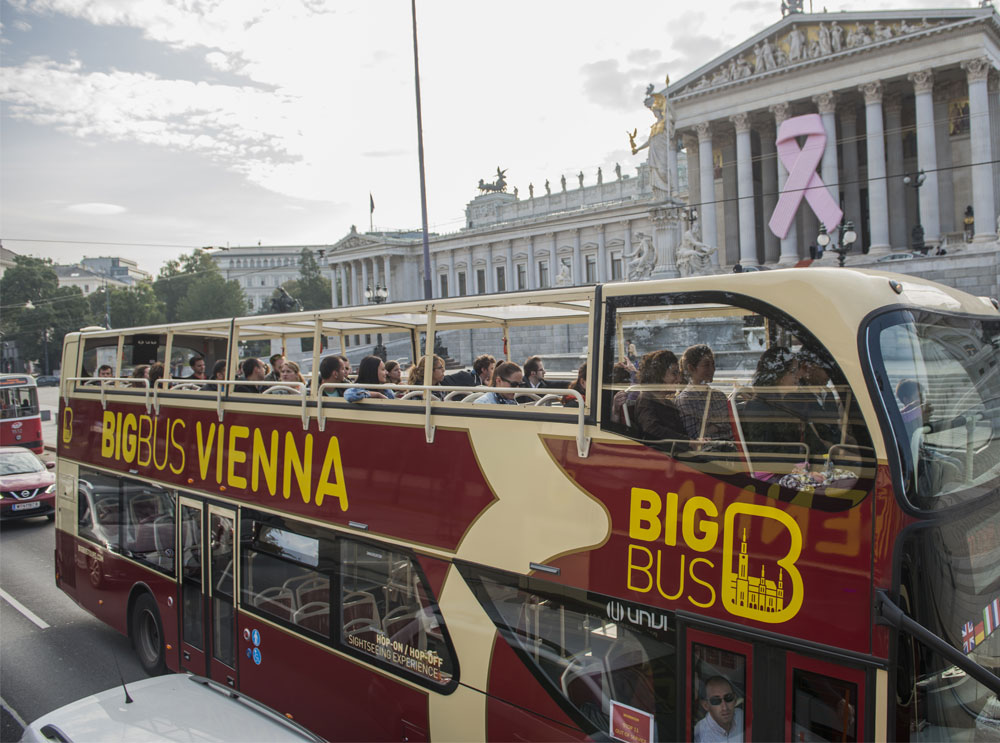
[{"xmin": 131, "ymin": 592, "xmax": 166, "ymax": 675}]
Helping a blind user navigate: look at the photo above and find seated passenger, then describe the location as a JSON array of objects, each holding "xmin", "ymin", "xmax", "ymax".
[
  {"xmin": 130, "ymin": 365, "xmax": 150, "ymax": 388},
  {"xmin": 148, "ymin": 362, "xmax": 164, "ymax": 390},
  {"xmin": 407, "ymin": 355, "xmax": 445, "ymax": 399},
  {"xmin": 694, "ymin": 675, "xmax": 744, "ymax": 743},
  {"xmin": 186, "ymin": 356, "xmax": 207, "ymax": 380},
  {"xmin": 319, "ymin": 355, "xmax": 348, "ymax": 397},
  {"xmin": 563, "ymin": 361, "xmax": 587, "ymax": 407},
  {"xmin": 443, "ymin": 354, "xmax": 495, "ymax": 388},
  {"xmin": 204, "ymin": 359, "xmax": 227, "ymax": 391},
  {"xmin": 610, "ymin": 362, "xmax": 638, "ymax": 424},
  {"xmin": 797, "ymin": 347, "xmax": 843, "ymax": 454},
  {"xmin": 97, "ymin": 364, "xmax": 113, "ymax": 379},
  {"xmin": 384, "ymin": 360, "xmax": 402, "ymax": 385},
  {"xmin": 233, "ymin": 358, "xmax": 266, "ymax": 393},
  {"xmin": 265, "ymin": 353, "xmax": 286, "ymax": 382},
  {"xmin": 741, "ymin": 346, "xmax": 805, "ymax": 449},
  {"xmin": 345, "ymin": 355, "xmax": 395, "ymax": 402},
  {"xmin": 474, "ymin": 362, "xmax": 523, "ymax": 405},
  {"xmin": 633, "ymin": 350, "xmax": 689, "ymax": 450},
  {"xmin": 676, "ymin": 345, "xmax": 732, "ymax": 444},
  {"xmin": 339, "ymin": 355, "xmax": 353, "ymax": 380},
  {"xmin": 279, "ymin": 360, "xmax": 305, "ymax": 385},
  {"xmin": 522, "ymin": 356, "xmax": 550, "ymax": 389}
]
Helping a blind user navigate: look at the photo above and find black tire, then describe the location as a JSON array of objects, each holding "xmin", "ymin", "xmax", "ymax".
[{"xmin": 131, "ymin": 592, "xmax": 166, "ymax": 675}]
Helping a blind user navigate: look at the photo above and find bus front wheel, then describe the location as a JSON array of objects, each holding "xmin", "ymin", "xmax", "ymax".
[{"xmin": 131, "ymin": 592, "xmax": 166, "ymax": 675}]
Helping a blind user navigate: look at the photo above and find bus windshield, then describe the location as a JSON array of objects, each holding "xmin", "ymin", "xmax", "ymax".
[
  {"xmin": 0, "ymin": 382, "xmax": 39, "ymax": 419},
  {"xmin": 873, "ymin": 310, "xmax": 1000, "ymax": 511}
]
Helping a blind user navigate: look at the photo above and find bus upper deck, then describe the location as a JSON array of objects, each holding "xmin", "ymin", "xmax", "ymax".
[{"xmin": 53, "ymin": 268, "xmax": 1000, "ymax": 741}]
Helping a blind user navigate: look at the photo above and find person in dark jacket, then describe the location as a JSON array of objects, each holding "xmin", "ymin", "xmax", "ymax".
[{"xmin": 633, "ymin": 350, "xmax": 689, "ymax": 452}]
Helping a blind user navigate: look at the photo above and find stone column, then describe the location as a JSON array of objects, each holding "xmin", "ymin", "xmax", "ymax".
[
  {"xmin": 572, "ymin": 230, "xmax": 582, "ymax": 285},
  {"xmin": 360, "ymin": 258, "xmax": 370, "ymax": 303},
  {"xmin": 549, "ymin": 233, "xmax": 558, "ymax": 286},
  {"xmin": 731, "ymin": 113, "xmax": 758, "ymax": 266},
  {"xmin": 813, "ymin": 92, "xmax": 840, "ymax": 243},
  {"xmin": 623, "ymin": 221, "xmax": 632, "ymax": 277},
  {"xmin": 860, "ymin": 81, "xmax": 891, "ymax": 254},
  {"xmin": 963, "ymin": 57, "xmax": 997, "ymax": 241},
  {"xmin": 885, "ymin": 93, "xmax": 907, "ymax": 250},
  {"xmin": 696, "ymin": 122, "xmax": 719, "ymax": 257},
  {"xmin": 933, "ymin": 84, "xmax": 957, "ymax": 235},
  {"xmin": 331, "ymin": 263, "xmax": 341, "ymax": 307},
  {"xmin": 839, "ymin": 104, "xmax": 864, "ymax": 252},
  {"xmin": 529, "ymin": 235, "xmax": 539, "ymax": 289},
  {"xmin": 991, "ymin": 73, "xmax": 1000, "ymax": 221},
  {"xmin": 668, "ymin": 134, "xmax": 679, "ymax": 199},
  {"xmin": 383, "ymin": 255, "xmax": 391, "ymax": 298},
  {"xmin": 597, "ymin": 224, "xmax": 608, "ymax": 283},
  {"xmin": 720, "ymin": 134, "xmax": 739, "ymax": 265},
  {"xmin": 504, "ymin": 241, "xmax": 513, "ymax": 292},
  {"xmin": 770, "ymin": 103, "xmax": 800, "ymax": 264},
  {"xmin": 909, "ymin": 70, "xmax": 941, "ymax": 246},
  {"xmin": 448, "ymin": 250, "xmax": 456, "ymax": 298},
  {"xmin": 371, "ymin": 254, "xmax": 381, "ymax": 289},
  {"xmin": 485, "ymin": 243, "xmax": 494, "ymax": 293},
  {"xmin": 757, "ymin": 120, "xmax": 779, "ymax": 263},
  {"xmin": 344, "ymin": 262, "xmax": 353, "ymax": 306}
]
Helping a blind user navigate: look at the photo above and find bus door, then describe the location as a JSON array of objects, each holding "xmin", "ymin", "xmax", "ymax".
[
  {"xmin": 784, "ymin": 652, "xmax": 865, "ymax": 743},
  {"xmin": 178, "ymin": 498, "xmax": 207, "ymax": 676},
  {"xmin": 207, "ymin": 504, "xmax": 238, "ymax": 686},
  {"xmin": 685, "ymin": 629, "xmax": 755, "ymax": 742}
]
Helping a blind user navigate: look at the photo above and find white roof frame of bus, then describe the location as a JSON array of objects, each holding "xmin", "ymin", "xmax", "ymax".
[
  {"xmin": 77, "ymin": 318, "xmax": 233, "ymax": 340},
  {"xmin": 616, "ymin": 302, "xmax": 756, "ymax": 321}
]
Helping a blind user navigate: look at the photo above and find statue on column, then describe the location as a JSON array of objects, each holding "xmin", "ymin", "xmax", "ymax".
[
  {"xmin": 676, "ymin": 226, "xmax": 717, "ymax": 277},
  {"xmin": 629, "ymin": 78, "xmax": 674, "ymax": 201},
  {"xmin": 623, "ymin": 233, "xmax": 657, "ymax": 280}
]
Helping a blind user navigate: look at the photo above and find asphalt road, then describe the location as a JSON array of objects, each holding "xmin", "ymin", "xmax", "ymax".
[{"xmin": 1, "ymin": 386, "xmax": 147, "ymax": 741}]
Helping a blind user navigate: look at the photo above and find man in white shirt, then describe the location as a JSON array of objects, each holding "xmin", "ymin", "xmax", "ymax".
[
  {"xmin": 523, "ymin": 356, "xmax": 548, "ymax": 389},
  {"xmin": 693, "ymin": 676, "xmax": 744, "ymax": 742}
]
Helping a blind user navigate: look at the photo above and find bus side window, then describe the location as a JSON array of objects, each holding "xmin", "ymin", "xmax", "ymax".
[
  {"xmin": 338, "ymin": 539, "xmax": 454, "ymax": 687},
  {"xmin": 791, "ymin": 669, "xmax": 857, "ymax": 742},
  {"xmin": 122, "ymin": 486, "xmax": 175, "ymax": 575},
  {"xmin": 691, "ymin": 643, "xmax": 746, "ymax": 743}
]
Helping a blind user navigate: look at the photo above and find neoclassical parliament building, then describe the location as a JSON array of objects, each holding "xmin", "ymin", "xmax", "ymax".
[{"xmin": 213, "ymin": 5, "xmax": 1000, "ymax": 312}]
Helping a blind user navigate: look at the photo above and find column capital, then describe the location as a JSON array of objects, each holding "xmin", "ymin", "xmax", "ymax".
[
  {"xmin": 682, "ymin": 133, "xmax": 699, "ymax": 150},
  {"xmin": 859, "ymin": 80, "xmax": 883, "ymax": 105},
  {"xmin": 695, "ymin": 121, "xmax": 713, "ymax": 142},
  {"xmin": 769, "ymin": 101, "xmax": 792, "ymax": 124},
  {"xmin": 730, "ymin": 112, "xmax": 752, "ymax": 133},
  {"xmin": 962, "ymin": 56, "xmax": 992, "ymax": 84},
  {"xmin": 812, "ymin": 91, "xmax": 837, "ymax": 114},
  {"xmin": 884, "ymin": 92, "xmax": 903, "ymax": 116},
  {"xmin": 908, "ymin": 69, "xmax": 934, "ymax": 95}
]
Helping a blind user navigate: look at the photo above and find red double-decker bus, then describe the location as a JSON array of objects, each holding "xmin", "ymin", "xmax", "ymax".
[
  {"xmin": 0, "ymin": 374, "xmax": 43, "ymax": 453},
  {"xmin": 54, "ymin": 269, "xmax": 999, "ymax": 741}
]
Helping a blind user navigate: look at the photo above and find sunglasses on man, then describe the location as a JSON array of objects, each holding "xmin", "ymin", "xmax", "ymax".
[{"xmin": 708, "ymin": 692, "xmax": 735, "ymax": 706}]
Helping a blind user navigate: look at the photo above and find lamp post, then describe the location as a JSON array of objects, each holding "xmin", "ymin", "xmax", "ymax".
[
  {"xmin": 816, "ymin": 221, "xmax": 858, "ymax": 267},
  {"xmin": 364, "ymin": 285, "xmax": 389, "ymax": 360},
  {"xmin": 903, "ymin": 170, "xmax": 927, "ymax": 254}
]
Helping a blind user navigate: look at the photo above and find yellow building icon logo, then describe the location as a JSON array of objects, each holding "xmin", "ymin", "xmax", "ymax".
[{"xmin": 731, "ymin": 528, "xmax": 784, "ymax": 614}]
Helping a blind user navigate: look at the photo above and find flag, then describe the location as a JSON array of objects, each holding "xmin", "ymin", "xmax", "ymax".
[
  {"xmin": 962, "ymin": 621, "xmax": 976, "ymax": 653},
  {"xmin": 975, "ymin": 621, "xmax": 985, "ymax": 644},
  {"xmin": 985, "ymin": 598, "xmax": 1000, "ymax": 634},
  {"xmin": 370, "ymin": 193, "xmax": 375, "ymax": 214}
]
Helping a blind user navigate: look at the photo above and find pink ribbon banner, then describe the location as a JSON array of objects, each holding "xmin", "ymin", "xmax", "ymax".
[{"xmin": 769, "ymin": 113, "xmax": 842, "ymax": 239}]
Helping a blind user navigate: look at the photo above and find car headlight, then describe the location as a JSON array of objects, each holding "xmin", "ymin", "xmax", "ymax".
[{"xmin": 44, "ymin": 484, "xmax": 56, "ymax": 494}]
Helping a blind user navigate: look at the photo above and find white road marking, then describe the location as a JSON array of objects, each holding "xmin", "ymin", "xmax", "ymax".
[{"xmin": 0, "ymin": 588, "xmax": 50, "ymax": 630}]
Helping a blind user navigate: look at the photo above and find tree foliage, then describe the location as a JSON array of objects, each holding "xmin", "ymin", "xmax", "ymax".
[
  {"xmin": 154, "ymin": 249, "xmax": 246, "ymax": 322},
  {"xmin": 87, "ymin": 282, "xmax": 166, "ymax": 329},
  {"xmin": 276, "ymin": 248, "xmax": 331, "ymax": 311}
]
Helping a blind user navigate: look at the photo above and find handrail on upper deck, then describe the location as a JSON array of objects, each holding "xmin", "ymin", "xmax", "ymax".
[{"xmin": 317, "ymin": 382, "xmax": 591, "ymax": 458}]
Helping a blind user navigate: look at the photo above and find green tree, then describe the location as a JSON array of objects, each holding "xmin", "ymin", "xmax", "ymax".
[
  {"xmin": 0, "ymin": 256, "xmax": 87, "ymax": 373},
  {"xmin": 87, "ymin": 282, "xmax": 166, "ymax": 328},
  {"xmin": 154, "ymin": 249, "xmax": 246, "ymax": 322},
  {"xmin": 274, "ymin": 248, "xmax": 331, "ymax": 311}
]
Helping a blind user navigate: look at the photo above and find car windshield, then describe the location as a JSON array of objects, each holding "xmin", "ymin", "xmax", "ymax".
[
  {"xmin": 872, "ymin": 310, "xmax": 1000, "ymax": 511},
  {"xmin": 0, "ymin": 450, "xmax": 45, "ymax": 476}
]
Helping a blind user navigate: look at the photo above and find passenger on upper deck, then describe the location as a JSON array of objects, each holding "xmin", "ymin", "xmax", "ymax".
[
  {"xmin": 384, "ymin": 360, "xmax": 402, "ymax": 385},
  {"xmin": 676, "ymin": 345, "xmax": 732, "ymax": 444},
  {"xmin": 279, "ymin": 360, "xmax": 304, "ymax": 385},
  {"xmin": 97, "ymin": 364, "xmax": 113, "ymax": 379},
  {"xmin": 611, "ymin": 362, "xmax": 637, "ymax": 424},
  {"xmin": 633, "ymin": 351, "xmax": 689, "ymax": 450},
  {"xmin": 338, "ymin": 356, "xmax": 352, "ymax": 379},
  {"xmin": 130, "ymin": 365, "xmax": 150, "ymax": 388},
  {"xmin": 265, "ymin": 354, "xmax": 286, "ymax": 382},
  {"xmin": 234, "ymin": 358, "xmax": 266, "ymax": 393},
  {"xmin": 148, "ymin": 362, "xmax": 165, "ymax": 391},
  {"xmin": 319, "ymin": 355, "xmax": 348, "ymax": 397},
  {"xmin": 474, "ymin": 362, "xmax": 523, "ymax": 405},
  {"xmin": 407, "ymin": 355, "xmax": 445, "ymax": 399},
  {"xmin": 345, "ymin": 355, "xmax": 396, "ymax": 402},
  {"xmin": 443, "ymin": 354, "xmax": 495, "ymax": 388},
  {"xmin": 797, "ymin": 347, "xmax": 843, "ymax": 454},
  {"xmin": 740, "ymin": 346, "xmax": 805, "ymax": 450},
  {"xmin": 523, "ymin": 356, "xmax": 550, "ymax": 389},
  {"xmin": 564, "ymin": 362, "xmax": 587, "ymax": 407},
  {"xmin": 187, "ymin": 356, "xmax": 207, "ymax": 380}
]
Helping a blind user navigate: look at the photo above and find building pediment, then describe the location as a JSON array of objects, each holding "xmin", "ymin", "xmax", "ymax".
[
  {"xmin": 670, "ymin": 8, "xmax": 996, "ymax": 100},
  {"xmin": 330, "ymin": 227, "xmax": 384, "ymax": 253}
]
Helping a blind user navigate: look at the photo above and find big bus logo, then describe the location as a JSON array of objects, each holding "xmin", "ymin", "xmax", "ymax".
[
  {"xmin": 62, "ymin": 407, "xmax": 73, "ymax": 445},
  {"xmin": 627, "ymin": 489, "xmax": 804, "ymax": 624}
]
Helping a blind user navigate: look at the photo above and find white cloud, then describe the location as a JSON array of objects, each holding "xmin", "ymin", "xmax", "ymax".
[{"xmin": 67, "ymin": 202, "xmax": 127, "ymax": 215}]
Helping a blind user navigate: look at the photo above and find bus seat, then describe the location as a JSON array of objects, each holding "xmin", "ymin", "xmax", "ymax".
[
  {"xmin": 282, "ymin": 573, "xmax": 317, "ymax": 595},
  {"xmin": 255, "ymin": 596, "xmax": 293, "ymax": 622},
  {"xmin": 343, "ymin": 590, "xmax": 381, "ymax": 629},
  {"xmin": 383, "ymin": 606, "xmax": 426, "ymax": 651},
  {"xmin": 560, "ymin": 653, "xmax": 609, "ymax": 716},
  {"xmin": 153, "ymin": 515, "xmax": 175, "ymax": 559},
  {"xmin": 343, "ymin": 617, "xmax": 381, "ymax": 645},
  {"xmin": 293, "ymin": 602, "xmax": 330, "ymax": 635},
  {"xmin": 604, "ymin": 632, "xmax": 655, "ymax": 714},
  {"xmin": 297, "ymin": 576, "xmax": 330, "ymax": 607}
]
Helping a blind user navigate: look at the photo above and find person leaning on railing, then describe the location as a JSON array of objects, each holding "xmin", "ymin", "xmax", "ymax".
[
  {"xmin": 345, "ymin": 355, "xmax": 395, "ymax": 403},
  {"xmin": 474, "ymin": 361, "xmax": 523, "ymax": 405}
]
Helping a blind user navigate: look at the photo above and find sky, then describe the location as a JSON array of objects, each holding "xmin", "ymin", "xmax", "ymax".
[{"xmin": 0, "ymin": 0, "xmax": 978, "ymax": 277}]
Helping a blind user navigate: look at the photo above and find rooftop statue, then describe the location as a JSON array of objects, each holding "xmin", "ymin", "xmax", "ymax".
[
  {"xmin": 478, "ymin": 166, "xmax": 508, "ymax": 194},
  {"xmin": 628, "ymin": 77, "xmax": 673, "ymax": 200}
]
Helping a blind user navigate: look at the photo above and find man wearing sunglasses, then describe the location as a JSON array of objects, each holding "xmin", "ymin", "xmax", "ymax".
[{"xmin": 694, "ymin": 675, "xmax": 743, "ymax": 742}]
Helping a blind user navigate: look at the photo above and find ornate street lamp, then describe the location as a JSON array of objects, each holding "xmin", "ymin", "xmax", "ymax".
[
  {"xmin": 903, "ymin": 170, "xmax": 927, "ymax": 254},
  {"xmin": 816, "ymin": 221, "xmax": 858, "ymax": 267},
  {"xmin": 365, "ymin": 284, "xmax": 389, "ymax": 305}
]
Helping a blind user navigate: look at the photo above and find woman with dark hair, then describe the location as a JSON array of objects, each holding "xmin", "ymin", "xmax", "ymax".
[
  {"xmin": 148, "ymin": 362, "xmax": 165, "ymax": 390},
  {"xmin": 564, "ymin": 361, "xmax": 587, "ymax": 407},
  {"xmin": 130, "ymin": 365, "xmax": 150, "ymax": 388},
  {"xmin": 611, "ymin": 361, "xmax": 638, "ymax": 424},
  {"xmin": 675, "ymin": 344, "xmax": 731, "ymax": 443},
  {"xmin": 741, "ymin": 346, "xmax": 805, "ymax": 450},
  {"xmin": 633, "ymin": 350, "xmax": 689, "ymax": 450},
  {"xmin": 384, "ymin": 360, "xmax": 402, "ymax": 385},
  {"xmin": 345, "ymin": 355, "xmax": 395, "ymax": 402}
]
